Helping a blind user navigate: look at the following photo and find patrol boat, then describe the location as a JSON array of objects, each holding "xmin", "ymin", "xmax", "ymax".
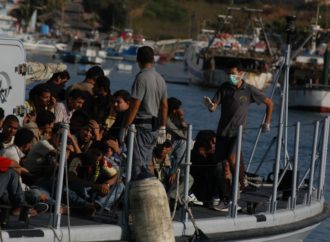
[{"xmin": 0, "ymin": 16, "xmax": 329, "ymax": 242}]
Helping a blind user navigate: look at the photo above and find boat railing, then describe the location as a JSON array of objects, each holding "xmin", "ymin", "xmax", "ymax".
[{"xmin": 51, "ymin": 116, "xmax": 329, "ymax": 230}]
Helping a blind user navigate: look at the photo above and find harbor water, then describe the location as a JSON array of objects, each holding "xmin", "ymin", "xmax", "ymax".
[{"xmin": 27, "ymin": 53, "xmax": 330, "ymax": 242}]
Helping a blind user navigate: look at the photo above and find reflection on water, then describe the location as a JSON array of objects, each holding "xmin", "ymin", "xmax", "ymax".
[{"xmin": 27, "ymin": 53, "xmax": 330, "ymax": 241}]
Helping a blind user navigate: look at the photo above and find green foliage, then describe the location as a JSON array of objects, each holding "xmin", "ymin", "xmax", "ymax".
[
  {"xmin": 143, "ymin": 0, "xmax": 187, "ymax": 22},
  {"xmin": 82, "ymin": 0, "xmax": 128, "ymax": 31}
]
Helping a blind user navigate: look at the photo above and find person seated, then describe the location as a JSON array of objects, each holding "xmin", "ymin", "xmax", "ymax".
[
  {"xmin": 45, "ymin": 70, "xmax": 70, "ymax": 101},
  {"xmin": 70, "ymin": 120, "xmax": 102, "ymax": 154},
  {"xmin": 67, "ymin": 142, "xmax": 121, "ymax": 215},
  {"xmin": 24, "ymin": 83, "xmax": 56, "ymax": 116},
  {"xmin": 24, "ymin": 110, "xmax": 55, "ymax": 145},
  {"xmin": 166, "ymin": 97, "xmax": 187, "ymax": 170},
  {"xmin": 92, "ymin": 76, "xmax": 116, "ymax": 130},
  {"xmin": 151, "ymin": 141, "xmax": 197, "ymax": 205},
  {"xmin": 0, "ymin": 130, "xmax": 49, "ymax": 215},
  {"xmin": 0, "ymin": 115, "xmax": 20, "ymax": 149},
  {"xmin": 107, "ymin": 89, "xmax": 130, "ymax": 141},
  {"xmin": 190, "ymin": 130, "xmax": 219, "ymax": 207},
  {"xmin": 54, "ymin": 89, "xmax": 86, "ymax": 123}
]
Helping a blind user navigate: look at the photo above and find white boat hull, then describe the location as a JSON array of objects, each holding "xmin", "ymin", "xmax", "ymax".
[
  {"xmin": 184, "ymin": 44, "xmax": 271, "ymax": 89},
  {"xmin": 289, "ymin": 87, "xmax": 330, "ymax": 112}
]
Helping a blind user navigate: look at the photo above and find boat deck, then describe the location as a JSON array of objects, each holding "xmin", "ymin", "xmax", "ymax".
[{"xmin": 1, "ymin": 185, "xmax": 309, "ymax": 230}]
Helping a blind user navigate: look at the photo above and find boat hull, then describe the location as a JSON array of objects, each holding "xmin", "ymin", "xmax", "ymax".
[
  {"xmin": 184, "ymin": 44, "xmax": 271, "ymax": 89},
  {"xmin": 289, "ymin": 87, "xmax": 330, "ymax": 112},
  {"xmin": 1, "ymin": 201, "xmax": 327, "ymax": 242}
]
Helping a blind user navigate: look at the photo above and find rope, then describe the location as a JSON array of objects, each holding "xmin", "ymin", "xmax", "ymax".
[
  {"xmin": 48, "ymin": 225, "xmax": 63, "ymax": 242},
  {"xmin": 171, "ymin": 168, "xmax": 181, "ymax": 220}
]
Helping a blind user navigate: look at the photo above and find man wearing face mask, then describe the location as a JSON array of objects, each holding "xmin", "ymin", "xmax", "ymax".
[{"xmin": 203, "ymin": 63, "xmax": 273, "ymax": 211}]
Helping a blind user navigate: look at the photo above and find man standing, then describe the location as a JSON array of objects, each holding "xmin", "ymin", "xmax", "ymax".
[
  {"xmin": 122, "ymin": 46, "xmax": 168, "ymax": 179},
  {"xmin": 204, "ymin": 63, "xmax": 273, "ymax": 211}
]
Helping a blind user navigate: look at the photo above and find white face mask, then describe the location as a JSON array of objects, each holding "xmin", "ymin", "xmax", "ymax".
[{"xmin": 229, "ymin": 74, "xmax": 240, "ymax": 85}]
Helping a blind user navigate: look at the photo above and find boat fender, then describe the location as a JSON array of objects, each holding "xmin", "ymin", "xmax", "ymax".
[{"xmin": 129, "ymin": 177, "xmax": 175, "ymax": 242}]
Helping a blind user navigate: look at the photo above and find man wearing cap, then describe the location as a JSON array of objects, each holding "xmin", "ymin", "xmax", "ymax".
[
  {"xmin": 204, "ymin": 62, "xmax": 273, "ymax": 211},
  {"xmin": 122, "ymin": 46, "xmax": 168, "ymax": 179}
]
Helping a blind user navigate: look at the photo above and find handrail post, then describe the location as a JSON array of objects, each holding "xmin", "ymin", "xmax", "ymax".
[
  {"xmin": 230, "ymin": 125, "xmax": 243, "ymax": 218},
  {"xmin": 53, "ymin": 123, "xmax": 69, "ymax": 229},
  {"xmin": 123, "ymin": 125, "xmax": 136, "ymax": 234},
  {"xmin": 308, "ymin": 121, "xmax": 319, "ymax": 204},
  {"xmin": 317, "ymin": 117, "xmax": 329, "ymax": 200},
  {"xmin": 290, "ymin": 122, "xmax": 300, "ymax": 210},
  {"xmin": 181, "ymin": 124, "xmax": 193, "ymax": 223},
  {"xmin": 271, "ymin": 122, "xmax": 284, "ymax": 214}
]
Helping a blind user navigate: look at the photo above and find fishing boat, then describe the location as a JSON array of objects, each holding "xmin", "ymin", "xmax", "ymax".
[
  {"xmin": 288, "ymin": 22, "xmax": 330, "ymax": 112},
  {"xmin": 59, "ymin": 38, "xmax": 106, "ymax": 64},
  {"xmin": 184, "ymin": 8, "xmax": 274, "ymax": 90},
  {"xmin": 0, "ymin": 15, "xmax": 329, "ymax": 241}
]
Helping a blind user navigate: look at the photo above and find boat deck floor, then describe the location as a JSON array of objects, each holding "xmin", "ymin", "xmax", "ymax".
[{"xmin": 1, "ymin": 185, "xmax": 310, "ymax": 231}]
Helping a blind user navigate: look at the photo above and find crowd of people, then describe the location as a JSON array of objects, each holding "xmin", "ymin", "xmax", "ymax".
[{"xmin": 0, "ymin": 45, "xmax": 273, "ymax": 218}]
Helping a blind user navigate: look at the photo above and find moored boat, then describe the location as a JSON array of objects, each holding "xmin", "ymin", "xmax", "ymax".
[
  {"xmin": 289, "ymin": 26, "xmax": 330, "ymax": 112},
  {"xmin": 184, "ymin": 8, "xmax": 274, "ymax": 90}
]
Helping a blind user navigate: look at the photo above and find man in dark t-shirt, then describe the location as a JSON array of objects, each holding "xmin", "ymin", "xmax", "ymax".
[{"xmin": 204, "ymin": 63, "xmax": 273, "ymax": 211}]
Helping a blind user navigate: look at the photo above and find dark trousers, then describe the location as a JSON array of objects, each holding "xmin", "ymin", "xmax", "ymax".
[
  {"xmin": 215, "ymin": 136, "xmax": 245, "ymax": 200},
  {"xmin": 0, "ymin": 169, "xmax": 25, "ymax": 208},
  {"xmin": 132, "ymin": 123, "xmax": 158, "ymax": 180}
]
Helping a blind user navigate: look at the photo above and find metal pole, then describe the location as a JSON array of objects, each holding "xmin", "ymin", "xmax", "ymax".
[
  {"xmin": 290, "ymin": 122, "xmax": 300, "ymax": 210},
  {"xmin": 284, "ymin": 43, "xmax": 291, "ymax": 167},
  {"xmin": 317, "ymin": 117, "xmax": 329, "ymax": 200},
  {"xmin": 53, "ymin": 123, "xmax": 69, "ymax": 229},
  {"xmin": 123, "ymin": 125, "xmax": 136, "ymax": 231},
  {"xmin": 182, "ymin": 124, "xmax": 192, "ymax": 223},
  {"xmin": 247, "ymin": 59, "xmax": 285, "ymax": 172},
  {"xmin": 308, "ymin": 121, "xmax": 319, "ymax": 204},
  {"xmin": 231, "ymin": 125, "xmax": 242, "ymax": 218}
]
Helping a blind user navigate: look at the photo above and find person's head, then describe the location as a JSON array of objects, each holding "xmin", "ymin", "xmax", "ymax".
[
  {"xmin": 94, "ymin": 76, "xmax": 111, "ymax": 97},
  {"xmin": 227, "ymin": 62, "xmax": 244, "ymax": 86},
  {"xmin": 14, "ymin": 128, "xmax": 34, "ymax": 153},
  {"xmin": 36, "ymin": 110, "xmax": 55, "ymax": 138},
  {"xmin": 137, "ymin": 46, "xmax": 154, "ymax": 67},
  {"xmin": 101, "ymin": 133, "xmax": 116, "ymax": 158},
  {"xmin": 2, "ymin": 115, "xmax": 19, "ymax": 140},
  {"xmin": 78, "ymin": 124, "xmax": 94, "ymax": 143},
  {"xmin": 194, "ymin": 130, "xmax": 216, "ymax": 154},
  {"xmin": 0, "ymin": 107, "xmax": 4, "ymax": 128},
  {"xmin": 29, "ymin": 84, "xmax": 52, "ymax": 108},
  {"xmin": 67, "ymin": 89, "xmax": 86, "ymax": 111},
  {"xmin": 50, "ymin": 70, "xmax": 70, "ymax": 87},
  {"xmin": 167, "ymin": 97, "xmax": 182, "ymax": 115},
  {"xmin": 85, "ymin": 66, "xmax": 104, "ymax": 85},
  {"xmin": 154, "ymin": 140, "xmax": 172, "ymax": 159},
  {"xmin": 70, "ymin": 110, "xmax": 89, "ymax": 134},
  {"xmin": 113, "ymin": 89, "xmax": 130, "ymax": 113},
  {"xmin": 86, "ymin": 141, "xmax": 107, "ymax": 164}
]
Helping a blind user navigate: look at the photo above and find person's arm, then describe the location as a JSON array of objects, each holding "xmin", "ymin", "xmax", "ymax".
[
  {"xmin": 68, "ymin": 172, "xmax": 108, "ymax": 194},
  {"xmin": 122, "ymin": 98, "xmax": 141, "ymax": 128},
  {"xmin": 159, "ymin": 97, "xmax": 168, "ymax": 127},
  {"xmin": 263, "ymin": 97, "xmax": 273, "ymax": 125}
]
